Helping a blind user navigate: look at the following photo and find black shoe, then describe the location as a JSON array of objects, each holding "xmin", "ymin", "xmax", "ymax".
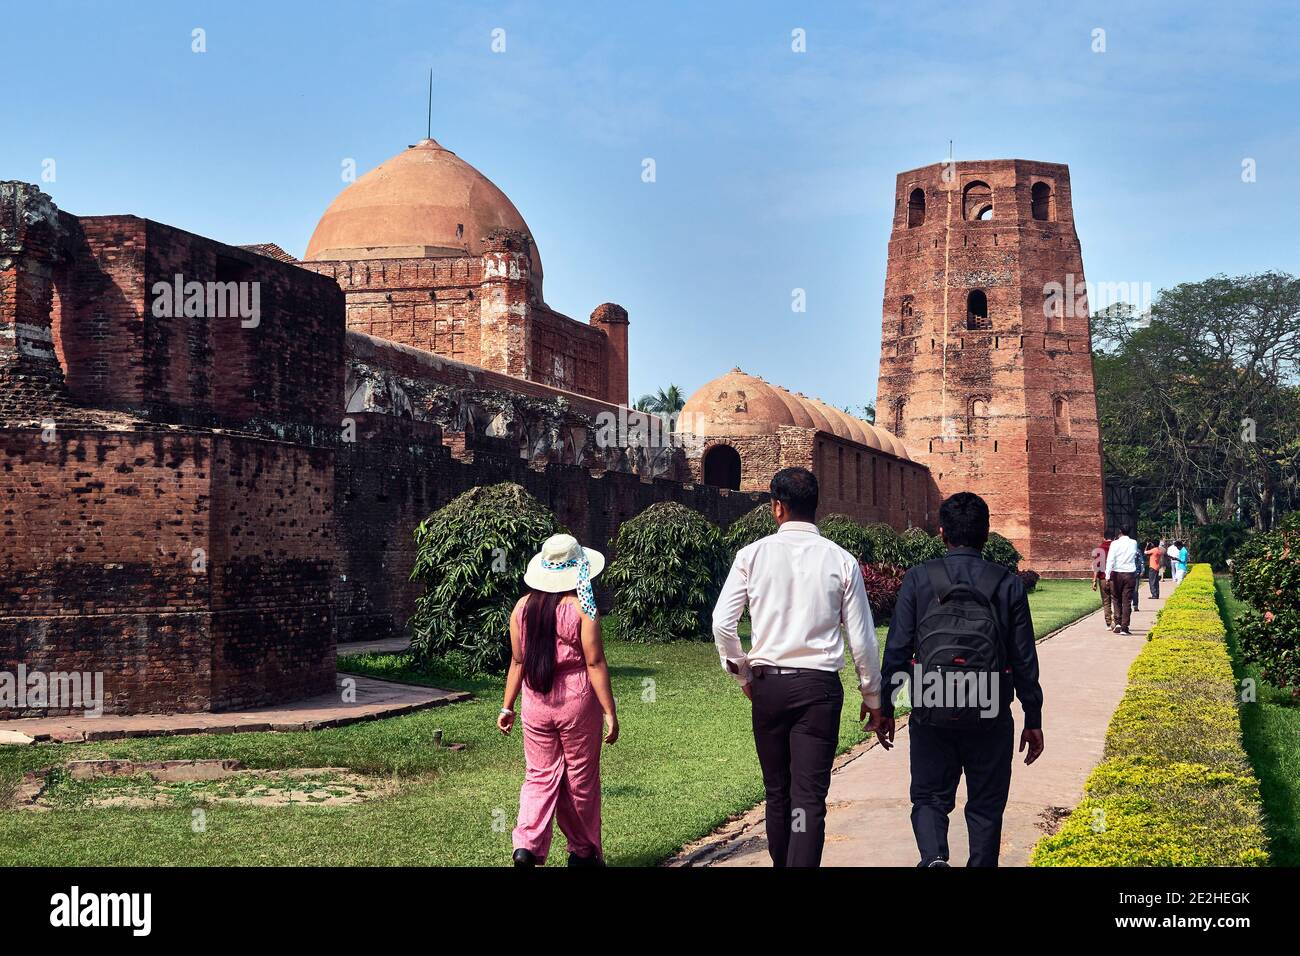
[
  {"xmin": 513, "ymin": 848, "xmax": 538, "ymax": 867},
  {"xmin": 567, "ymin": 851, "xmax": 604, "ymax": 867},
  {"xmin": 1120, "ymin": 628, "xmax": 1133, "ymax": 636},
  {"xmin": 924, "ymin": 858, "xmax": 951, "ymax": 868}
]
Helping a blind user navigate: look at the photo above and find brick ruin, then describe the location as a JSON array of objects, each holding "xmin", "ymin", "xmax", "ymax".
[
  {"xmin": 875, "ymin": 160, "xmax": 1105, "ymax": 575},
  {"xmin": 1, "ymin": 148, "xmax": 1105, "ymax": 717},
  {"xmin": 0, "ymin": 173, "xmax": 759, "ymax": 716}
]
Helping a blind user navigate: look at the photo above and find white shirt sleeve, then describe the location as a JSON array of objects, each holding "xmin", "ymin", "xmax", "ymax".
[
  {"xmin": 841, "ymin": 555, "xmax": 883, "ymax": 708},
  {"xmin": 1105, "ymin": 542, "xmax": 1117, "ymax": 579},
  {"xmin": 712, "ymin": 552, "xmax": 752, "ymax": 685}
]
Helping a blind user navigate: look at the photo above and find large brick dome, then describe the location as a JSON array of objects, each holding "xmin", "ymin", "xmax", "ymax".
[
  {"xmin": 304, "ymin": 137, "xmax": 543, "ymax": 284},
  {"xmin": 680, "ymin": 369, "xmax": 798, "ymax": 436}
]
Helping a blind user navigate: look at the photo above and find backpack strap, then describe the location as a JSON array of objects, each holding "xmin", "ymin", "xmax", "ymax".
[
  {"xmin": 974, "ymin": 561, "xmax": 1008, "ymax": 603},
  {"xmin": 925, "ymin": 559, "xmax": 954, "ymax": 602}
]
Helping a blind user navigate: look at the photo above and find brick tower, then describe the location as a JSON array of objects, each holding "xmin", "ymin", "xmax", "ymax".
[{"xmin": 876, "ymin": 160, "xmax": 1104, "ymax": 576}]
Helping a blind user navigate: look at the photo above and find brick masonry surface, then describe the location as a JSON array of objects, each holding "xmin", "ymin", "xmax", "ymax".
[{"xmin": 876, "ymin": 160, "xmax": 1104, "ymax": 575}]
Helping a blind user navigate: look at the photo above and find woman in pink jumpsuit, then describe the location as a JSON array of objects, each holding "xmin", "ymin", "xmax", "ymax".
[{"xmin": 498, "ymin": 534, "xmax": 619, "ymax": 866}]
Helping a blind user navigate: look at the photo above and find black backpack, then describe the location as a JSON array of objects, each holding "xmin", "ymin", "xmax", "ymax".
[{"xmin": 911, "ymin": 559, "xmax": 1008, "ymax": 726}]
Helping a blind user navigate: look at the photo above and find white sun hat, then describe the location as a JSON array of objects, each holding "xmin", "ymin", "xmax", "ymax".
[{"xmin": 524, "ymin": 534, "xmax": 605, "ymax": 594}]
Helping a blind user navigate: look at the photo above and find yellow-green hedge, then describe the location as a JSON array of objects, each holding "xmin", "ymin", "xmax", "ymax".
[{"xmin": 1031, "ymin": 565, "xmax": 1268, "ymax": 866}]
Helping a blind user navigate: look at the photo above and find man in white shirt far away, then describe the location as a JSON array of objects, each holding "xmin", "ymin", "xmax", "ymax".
[
  {"xmin": 712, "ymin": 467, "xmax": 884, "ymax": 867},
  {"xmin": 1103, "ymin": 526, "xmax": 1140, "ymax": 635}
]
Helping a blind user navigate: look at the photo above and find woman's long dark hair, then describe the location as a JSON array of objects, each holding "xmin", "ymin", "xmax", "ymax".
[{"xmin": 522, "ymin": 588, "xmax": 573, "ymax": 694}]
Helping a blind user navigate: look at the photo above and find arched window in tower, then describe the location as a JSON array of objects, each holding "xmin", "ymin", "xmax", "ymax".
[
  {"xmin": 702, "ymin": 443, "xmax": 742, "ymax": 490},
  {"xmin": 963, "ymin": 180, "xmax": 993, "ymax": 221},
  {"xmin": 966, "ymin": 289, "xmax": 990, "ymax": 330},
  {"xmin": 1031, "ymin": 181, "xmax": 1052, "ymax": 221},
  {"xmin": 1053, "ymin": 396, "xmax": 1071, "ymax": 437},
  {"xmin": 1044, "ymin": 287, "xmax": 1065, "ymax": 331},
  {"xmin": 899, "ymin": 295, "xmax": 914, "ymax": 335},
  {"xmin": 967, "ymin": 397, "xmax": 990, "ymax": 438},
  {"xmin": 907, "ymin": 187, "xmax": 926, "ymax": 228}
]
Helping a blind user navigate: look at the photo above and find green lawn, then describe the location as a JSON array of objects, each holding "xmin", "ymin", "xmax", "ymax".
[
  {"xmin": 1216, "ymin": 578, "xmax": 1300, "ymax": 866},
  {"xmin": 0, "ymin": 580, "xmax": 1098, "ymax": 866}
]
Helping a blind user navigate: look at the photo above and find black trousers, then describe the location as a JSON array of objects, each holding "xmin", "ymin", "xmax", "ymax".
[
  {"xmin": 909, "ymin": 714, "xmax": 1014, "ymax": 867},
  {"xmin": 1110, "ymin": 572, "xmax": 1137, "ymax": 630},
  {"xmin": 750, "ymin": 668, "xmax": 843, "ymax": 867},
  {"xmin": 1148, "ymin": 567, "xmax": 1161, "ymax": 599}
]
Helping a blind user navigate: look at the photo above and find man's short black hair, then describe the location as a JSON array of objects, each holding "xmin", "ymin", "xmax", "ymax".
[
  {"xmin": 770, "ymin": 467, "xmax": 818, "ymax": 520},
  {"xmin": 939, "ymin": 492, "xmax": 990, "ymax": 549}
]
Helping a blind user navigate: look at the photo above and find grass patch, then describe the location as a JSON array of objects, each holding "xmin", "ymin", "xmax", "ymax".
[
  {"xmin": 0, "ymin": 582, "xmax": 1098, "ymax": 866},
  {"xmin": 1217, "ymin": 577, "xmax": 1300, "ymax": 866}
]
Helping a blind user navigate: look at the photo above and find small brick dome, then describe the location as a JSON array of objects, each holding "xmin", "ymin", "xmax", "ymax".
[
  {"xmin": 305, "ymin": 137, "xmax": 543, "ymax": 286},
  {"xmin": 682, "ymin": 371, "xmax": 909, "ymax": 459}
]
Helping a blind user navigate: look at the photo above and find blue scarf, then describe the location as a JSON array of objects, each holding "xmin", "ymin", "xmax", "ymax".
[{"xmin": 541, "ymin": 552, "xmax": 598, "ymax": 619}]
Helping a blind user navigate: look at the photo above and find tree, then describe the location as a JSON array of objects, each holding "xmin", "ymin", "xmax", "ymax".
[
  {"xmin": 1092, "ymin": 273, "xmax": 1300, "ymax": 530},
  {"xmin": 634, "ymin": 384, "xmax": 687, "ymax": 433}
]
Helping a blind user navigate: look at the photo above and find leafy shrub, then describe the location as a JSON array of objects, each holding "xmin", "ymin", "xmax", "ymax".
[
  {"xmin": 1229, "ymin": 515, "xmax": 1300, "ymax": 695},
  {"xmin": 605, "ymin": 502, "xmax": 730, "ymax": 642},
  {"xmin": 1192, "ymin": 521, "xmax": 1249, "ymax": 572},
  {"xmin": 899, "ymin": 527, "xmax": 945, "ymax": 568},
  {"xmin": 409, "ymin": 483, "xmax": 562, "ymax": 675},
  {"xmin": 817, "ymin": 513, "xmax": 874, "ymax": 563},
  {"xmin": 1031, "ymin": 565, "xmax": 1268, "ymax": 866},
  {"xmin": 724, "ymin": 503, "xmax": 777, "ymax": 554},
  {"xmin": 982, "ymin": 532, "xmax": 1022, "ymax": 571},
  {"xmin": 863, "ymin": 523, "xmax": 907, "ymax": 567},
  {"xmin": 859, "ymin": 562, "xmax": 905, "ymax": 621},
  {"xmin": 1017, "ymin": 568, "xmax": 1040, "ymax": 592}
]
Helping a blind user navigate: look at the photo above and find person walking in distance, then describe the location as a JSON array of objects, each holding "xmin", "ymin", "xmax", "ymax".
[
  {"xmin": 1091, "ymin": 535, "xmax": 1113, "ymax": 631},
  {"xmin": 1143, "ymin": 540, "xmax": 1164, "ymax": 599},
  {"xmin": 875, "ymin": 492, "xmax": 1045, "ymax": 867},
  {"xmin": 1170, "ymin": 539, "xmax": 1189, "ymax": 585},
  {"xmin": 712, "ymin": 467, "xmax": 884, "ymax": 867},
  {"xmin": 1130, "ymin": 540, "xmax": 1143, "ymax": 613},
  {"xmin": 1104, "ymin": 527, "xmax": 1140, "ymax": 635}
]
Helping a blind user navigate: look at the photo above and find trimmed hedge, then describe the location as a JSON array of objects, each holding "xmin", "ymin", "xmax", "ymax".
[{"xmin": 1031, "ymin": 565, "xmax": 1268, "ymax": 866}]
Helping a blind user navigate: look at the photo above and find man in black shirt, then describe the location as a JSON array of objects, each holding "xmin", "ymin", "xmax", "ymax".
[{"xmin": 875, "ymin": 492, "xmax": 1046, "ymax": 867}]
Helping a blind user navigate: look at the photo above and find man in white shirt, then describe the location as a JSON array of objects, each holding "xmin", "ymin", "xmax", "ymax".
[
  {"xmin": 1104, "ymin": 526, "xmax": 1140, "ymax": 635},
  {"xmin": 712, "ymin": 467, "xmax": 884, "ymax": 867}
]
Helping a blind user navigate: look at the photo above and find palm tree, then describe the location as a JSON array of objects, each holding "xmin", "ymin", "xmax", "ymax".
[{"xmin": 634, "ymin": 385, "xmax": 686, "ymax": 429}]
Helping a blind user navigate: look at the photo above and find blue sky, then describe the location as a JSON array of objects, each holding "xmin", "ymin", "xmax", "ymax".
[{"xmin": 5, "ymin": 0, "xmax": 1297, "ymax": 409}]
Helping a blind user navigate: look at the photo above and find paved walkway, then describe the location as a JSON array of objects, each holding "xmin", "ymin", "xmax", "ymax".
[
  {"xmin": 683, "ymin": 585, "xmax": 1168, "ymax": 867},
  {"xmin": 337, "ymin": 637, "xmax": 413, "ymax": 657},
  {"xmin": 0, "ymin": 674, "xmax": 467, "ymax": 744}
]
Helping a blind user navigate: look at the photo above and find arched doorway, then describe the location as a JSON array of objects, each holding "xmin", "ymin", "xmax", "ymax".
[{"xmin": 702, "ymin": 443, "xmax": 742, "ymax": 490}]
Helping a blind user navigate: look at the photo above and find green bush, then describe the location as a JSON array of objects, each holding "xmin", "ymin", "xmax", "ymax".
[
  {"xmin": 981, "ymin": 532, "xmax": 1022, "ymax": 571},
  {"xmin": 1192, "ymin": 521, "xmax": 1249, "ymax": 572},
  {"xmin": 724, "ymin": 503, "xmax": 777, "ymax": 554},
  {"xmin": 605, "ymin": 502, "xmax": 730, "ymax": 643},
  {"xmin": 1229, "ymin": 513, "xmax": 1300, "ymax": 695},
  {"xmin": 1031, "ymin": 564, "xmax": 1268, "ymax": 866},
  {"xmin": 863, "ymin": 523, "xmax": 907, "ymax": 566},
  {"xmin": 817, "ymin": 513, "xmax": 875, "ymax": 562},
  {"xmin": 899, "ymin": 526, "xmax": 945, "ymax": 567},
  {"xmin": 408, "ymin": 483, "xmax": 563, "ymax": 674}
]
